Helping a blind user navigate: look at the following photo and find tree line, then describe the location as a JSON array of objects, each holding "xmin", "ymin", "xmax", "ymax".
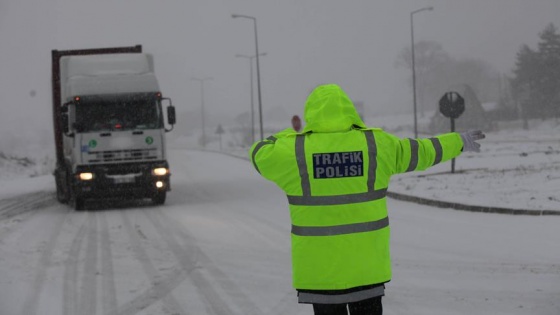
[
  {"xmin": 397, "ymin": 23, "xmax": 560, "ymax": 126},
  {"xmin": 511, "ymin": 23, "xmax": 560, "ymax": 121},
  {"xmin": 396, "ymin": 41, "xmax": 502, "ymax": 118}
]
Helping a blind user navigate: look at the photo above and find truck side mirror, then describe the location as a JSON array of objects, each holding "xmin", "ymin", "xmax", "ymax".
[
  {"xmin": 161, "ymin": 97, "xmax": 175, "ymax": 132},
  {"xmin": 60, "ymin": 102, "xmax": 72, "ymax": 136},
  {"xmin": 167, "ymin": 106, "xmax": 176, "ymax": 125},
  {"xmin": 62, "ymin": 114, "xmax": 69, "ymax": 134}
]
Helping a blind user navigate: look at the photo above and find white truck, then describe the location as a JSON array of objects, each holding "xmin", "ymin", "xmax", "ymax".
[{"xmin": 52, "ymin": 45, "xmax": 176, "ymax": 210}]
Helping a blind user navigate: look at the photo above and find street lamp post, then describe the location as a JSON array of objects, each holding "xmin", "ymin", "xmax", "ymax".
[
  {"xmin": 236, "ymin": 53, "xmax": 267, "ymax": 144},
  {"xmin": 410, "ymin": 6, "xmax": 433, "ymax": 138},
  {"xmin": 232, "ymin": 14, "xmax": 264, "ymax": 140},
  {"xmin": 191, "ymin": 77, "xmax": 213, "ymax": 147}
]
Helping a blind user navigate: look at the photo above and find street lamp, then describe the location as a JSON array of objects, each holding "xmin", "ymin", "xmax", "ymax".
[
  {"xmin": 232, "ymin": 14, "xmax": 265, "ymax": 140},
  {"xmin": 191, "ymin": 77, "xmax": 213, "ymax": 147},
  {"xmin": 410, "ymin": 6, "xmax": 433, "ymax": 138},
  {"xmin": 236, "ymin": 52, "xmax": 267, "ymax": 144}
]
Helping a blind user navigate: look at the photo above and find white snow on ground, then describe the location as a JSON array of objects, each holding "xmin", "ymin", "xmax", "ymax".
[
  {"xmin": 389, "ymin": 119, "xmax": 560, "ymax": 212},
  {"xmin": 0, "ymin": 115, "xmax": 559, "ymax": 315}
]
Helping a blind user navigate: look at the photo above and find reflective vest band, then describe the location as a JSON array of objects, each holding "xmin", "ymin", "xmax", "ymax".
[
  {"xmin": 292, "ymin": 216, "xmax": 389, "ymax": 236},
  {"xmin": 296, "ymin": 135, "xmax": 311, "ymax": 196},
  {"xmin": 406, "ymin": 139, "xmax": 419, "ymax": 172},
  {"xmin": 298, "ymin": 286, "xmax": 385, "ymax": 304},
  {"xmin": 251, "ymin": 136, "xmax": 277, "ymax": 174},
  {"xmin": 287, "ymin": 188, "xmax": 387, "ymax": 206},
  {"xmin": 365, "ymin": 131, "xmax": 377, "ymax": 190},
  {"xmin": 430, "ymin": 137, "xmax": 443, "ymax": 165}
]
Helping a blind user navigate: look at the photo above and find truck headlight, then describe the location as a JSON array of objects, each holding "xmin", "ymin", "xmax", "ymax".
[
  {"xmin": 78, "ymin": 172, "xmax": 94, "ymax": 180},
  {"xmin": 152, "ymin": 167, "xmax": 168, "ymax": 176}
]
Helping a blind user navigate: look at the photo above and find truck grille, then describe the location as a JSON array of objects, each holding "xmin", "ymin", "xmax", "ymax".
[{"xmin": 87, "ymin": 148, "xmax": 158, "ymax": 163}]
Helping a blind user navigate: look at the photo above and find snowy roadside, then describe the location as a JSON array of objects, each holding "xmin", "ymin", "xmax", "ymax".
[
  {"xmin": 195, "ymin": 118, "xmax": 560, "ymax": 215},
  {"xmin": 389, "ymin": 129, "xmax": 560, "ymax": 213},
  {"xmin": 2, "ymin": 116, "xmax": 559, "ymax": 214}
]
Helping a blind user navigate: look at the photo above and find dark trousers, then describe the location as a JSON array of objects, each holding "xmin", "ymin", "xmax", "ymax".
[{"xmin": 312, "ymin": 296, "xmax": 382, "ymax": 315}]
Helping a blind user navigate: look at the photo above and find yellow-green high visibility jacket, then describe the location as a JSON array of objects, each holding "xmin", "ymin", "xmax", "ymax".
[{"xmin": 249, "ymin": 84, "xmax": 464, "ymax": 294}]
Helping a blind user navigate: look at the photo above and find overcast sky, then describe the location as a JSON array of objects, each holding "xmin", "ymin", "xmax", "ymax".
[{"xmin": 0, "ymin": 0, "xmax": 559, "ymax": 152}]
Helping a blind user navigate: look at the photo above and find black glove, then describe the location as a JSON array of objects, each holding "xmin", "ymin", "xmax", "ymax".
[{"xmin": 460, "ymin": 130, "xmax": 485, "ymax": 152}]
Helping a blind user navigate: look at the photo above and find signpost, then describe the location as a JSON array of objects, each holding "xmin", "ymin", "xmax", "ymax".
[
  {"xmin": 216, "ymin": 124, "xmax": 225, "ymax": 151},
  {"xmin": 439, "ymin": 91, "xmax": 465, "ymax": 173}
]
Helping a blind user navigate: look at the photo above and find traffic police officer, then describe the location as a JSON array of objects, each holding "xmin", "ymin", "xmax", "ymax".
[{"xmin": 249, "ymin": 84, "xmax": 485, "ymax": 315}]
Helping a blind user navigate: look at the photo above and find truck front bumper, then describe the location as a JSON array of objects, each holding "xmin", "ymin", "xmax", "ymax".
[{"xmin": 73, "ymin": 161, "xmax": 170, "ymax": 199}]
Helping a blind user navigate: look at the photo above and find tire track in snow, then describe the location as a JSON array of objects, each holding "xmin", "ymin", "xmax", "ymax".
[
  {"xmin": 141, "ymin": 208, "xmax": 235, "ymax": 315},
  {"xmin": 0, "ymin": 192, "xmax": 57, "ymax": 241},
  {"xmin": 63, "ymin": 219, "xmax": 87, "ymax": 315},
  {"xmin": 187, "ymin": 152, "xmax": 306, "ymax": 315},
  {"xmin": 19, "ymin": 207, "xmax": 71, "ymax": 315},
  {"xmin": 63, "ymin": 212, "xmax": 117, "ymax": 315},
  {"xmin": 146, "ymin": 208, "xmax": 263, "ymax": 315},
  {"xmin": 99, "ymin": 211, "xmax": 118, "ymax": 315},
  {"xmin": 0, "ymin": 191, "xmax": 56, "ymax": 220},
  {"xmin": 117, "ymin": 210, "xmax": 188, "ymax": 315},
  {"xmin": 79, "ymin": 212, "xmax": 99, "ymax": 315}
]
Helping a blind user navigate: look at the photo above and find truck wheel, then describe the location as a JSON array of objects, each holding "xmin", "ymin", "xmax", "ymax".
[
  {"xmin": 55, "ymin": 169, "xmax": 70, "ymax": 203},
  {"xmin": 70, "ymin": 181, "xmax": 85, "ymax": 211},
  {"xmin": 73, "ymin": 197, "xmax": 85, "ymax": 211},
  {"xmin": 152, "ymin": 191, "xmax": 166, "ymax": 205},
  {"xmin": 56, "ymin": 182, "xmax": 68, "ymax": 203}
]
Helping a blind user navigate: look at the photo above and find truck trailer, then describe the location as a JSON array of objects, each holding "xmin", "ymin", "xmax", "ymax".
[{"xmin": 52, "ymin": 45, "xmax": 176, "ymax": 210}]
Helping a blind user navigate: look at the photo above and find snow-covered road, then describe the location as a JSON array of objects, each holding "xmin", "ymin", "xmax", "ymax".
[{"xmin": 1, "ymin": 149, "xmax": 559, "ymax": 315}]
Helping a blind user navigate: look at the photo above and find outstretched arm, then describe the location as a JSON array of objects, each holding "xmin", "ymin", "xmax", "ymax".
[{"xmin": 393, "ymin": 130, "xmax": 484, "ymax": 174}]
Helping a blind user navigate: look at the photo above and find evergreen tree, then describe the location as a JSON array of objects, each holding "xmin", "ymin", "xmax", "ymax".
[
  {"xmin": 511, "ymin": 44, "xmax": 540, "ymax": 119},
  {"xmin": 396, "ymin": 40, "xmax": 500, "ymax": 116},
  {"xmin": 536, "ymin": 23, "xmax": 560, "ymax": 118},
  {"xmin": 511, "ymin": 23, "xmax": 560, "ymax": 120}
]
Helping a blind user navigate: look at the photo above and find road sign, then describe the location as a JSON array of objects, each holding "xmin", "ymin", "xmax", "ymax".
[
  {"xmin": 439, "ymin": 91, "xmax": 465, "ymax": 119},
  {"xmin": 439, "ymin": 91, "xmax": 465, "ymax": 174}
]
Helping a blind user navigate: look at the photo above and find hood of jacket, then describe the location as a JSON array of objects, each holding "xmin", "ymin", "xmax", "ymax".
[{"xmin": 302, "ymin": 84, "xmax": 366, "ymax": 133}]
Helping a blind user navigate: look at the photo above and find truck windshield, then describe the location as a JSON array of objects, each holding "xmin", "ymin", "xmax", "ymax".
[{"xmin": 76, "ymin": 97, "xmax": 162, "ymax": 132}]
